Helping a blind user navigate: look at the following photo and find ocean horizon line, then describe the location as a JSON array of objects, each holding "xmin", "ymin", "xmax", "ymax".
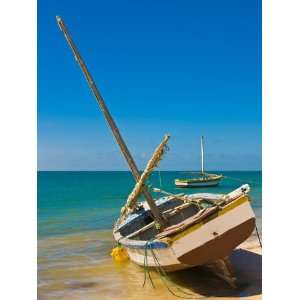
[{"xmin": 37, "ymin": 169, "xmax": 262, "ymax": 172}]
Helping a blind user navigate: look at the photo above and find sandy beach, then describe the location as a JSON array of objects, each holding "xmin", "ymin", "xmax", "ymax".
[
  {"xmin": 224, "ymin": 239, "xmax": 262, "ymax": 300},
  {"xmin": 38, "ymin": 231, "xmax": 261, "ymax": 300}
]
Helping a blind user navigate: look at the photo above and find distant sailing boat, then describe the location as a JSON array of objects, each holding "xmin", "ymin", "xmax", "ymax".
[{"xmin": 175, "ymin": 136, "xmax": 223, "ymax": 187}]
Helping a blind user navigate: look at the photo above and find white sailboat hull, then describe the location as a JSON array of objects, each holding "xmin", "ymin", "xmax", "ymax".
[{"xmin": 175, "ymin": 178, "xmax": 222, "ymax": 187}]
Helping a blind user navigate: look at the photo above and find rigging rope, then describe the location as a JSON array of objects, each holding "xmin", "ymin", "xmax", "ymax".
[
  {"xmin": 222, "ymin": 175, "xmax": 261, "ymax": 186},
  {"xmin": 158, "ymin": 170, "xmax": 163, "ymax": 188},
  {"xmin": 143, "ymin": 240, "xmax": 208, "ymax": 299},
  {"xmin": 255, "ymin": 225, "xmax": 262, "ymax": 248},
  {"xmin": 143, "ymin": 240, "xmax": 155, "ymax": 288}
]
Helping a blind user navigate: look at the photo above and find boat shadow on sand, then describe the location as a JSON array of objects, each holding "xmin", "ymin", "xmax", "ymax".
[{"xmin": 168, "ymin": 248, "xmax": 262, "ymax": 298}]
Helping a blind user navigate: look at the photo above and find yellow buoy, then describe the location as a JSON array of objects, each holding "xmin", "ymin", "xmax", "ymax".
[{"xmin": 111, "ymin": 245, "xmax": 129, "ymax": 262}]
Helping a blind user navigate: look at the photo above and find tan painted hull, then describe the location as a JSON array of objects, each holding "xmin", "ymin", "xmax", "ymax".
[{"xmin": 177, "ymin": 218, "xmax": 255, "ymax": 265}]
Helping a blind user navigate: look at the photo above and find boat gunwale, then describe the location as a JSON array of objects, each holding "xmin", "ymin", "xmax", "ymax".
[{"xmin": 113, "ymin": 230, "xmax": 169, "ymax": 249}]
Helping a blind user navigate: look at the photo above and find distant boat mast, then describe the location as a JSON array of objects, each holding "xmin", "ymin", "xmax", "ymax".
[{"xmin": 201, "ymin": 136, "xmax": 204, "ymax": 174}]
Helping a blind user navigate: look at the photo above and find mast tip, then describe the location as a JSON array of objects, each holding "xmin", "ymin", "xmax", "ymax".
[
  {"xmin": 56, "ymin": 16, "xmax": 63, "ymax": 30},
  {"xmin": 56, "ymin": 16, "xmax": 62, "ymax": 22}
]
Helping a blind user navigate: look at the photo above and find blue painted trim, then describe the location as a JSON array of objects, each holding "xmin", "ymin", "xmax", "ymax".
[{"xmin": 120, "ymin": 240, "xmax": 169, "ymax": 249}]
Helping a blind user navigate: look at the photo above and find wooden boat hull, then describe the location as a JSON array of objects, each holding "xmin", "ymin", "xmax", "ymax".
[
  {"xmin": 175, "ymin": 178, "xmax": 222, "ymax": 187},
  {"xmin": 120, "ymin": 195, "xmax": 255, "ymax": 272}
]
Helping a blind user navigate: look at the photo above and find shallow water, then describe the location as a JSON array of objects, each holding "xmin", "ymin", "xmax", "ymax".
[{"xmin": 38, "ymin": 171, "xmax": 262, "ymax": 299}]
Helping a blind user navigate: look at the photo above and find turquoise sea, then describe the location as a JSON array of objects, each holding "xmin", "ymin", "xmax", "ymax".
[{"xmin": 38, "ymin": 171, "xmax": 261, "ymax": 300}]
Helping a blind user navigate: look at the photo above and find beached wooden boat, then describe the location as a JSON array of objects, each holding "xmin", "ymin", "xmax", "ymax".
[
  {"xmin": 175, "ymin": 136, "xmax": 223, "ymax": 187},
  {"xmin": 57, "ymin": 17, "xmax": 257, "ymax": 287},
  {"xmin": 110, "ymin": 134, "xmax": 255, "ymax": 284},
  {"xmin": 113, "ymin": 184, "xmax": 255, "ymax": 273}
]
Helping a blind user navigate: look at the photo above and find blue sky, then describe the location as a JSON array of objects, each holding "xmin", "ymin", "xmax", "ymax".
[{"xmin": 38, "ymin": 0, "xmax": 261, "ymax": 171}]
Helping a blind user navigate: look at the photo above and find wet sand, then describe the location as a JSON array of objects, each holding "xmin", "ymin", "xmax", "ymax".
[{"xmin": 38, "ymin": 231, "xmax": 261, "ymax": 300}]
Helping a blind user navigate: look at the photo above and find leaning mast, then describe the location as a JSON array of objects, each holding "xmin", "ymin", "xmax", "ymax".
[{"xmin": 56, "ymin": 16, "xmax": 164, "ymax": 228}]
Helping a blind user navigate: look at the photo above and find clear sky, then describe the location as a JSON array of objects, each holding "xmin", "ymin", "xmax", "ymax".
[{"xmin": 38, "ymin": 0, "xmax": 261, "ymax": 171}]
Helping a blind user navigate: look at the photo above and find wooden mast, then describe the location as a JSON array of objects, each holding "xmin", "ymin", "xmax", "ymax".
[
  {"xmin": 56, "ymin": 16, "xmax": 165, "ymax": 228},
  {"xmin": 201, "ymin": 136, "xmax": 204, "ymax": 174}
]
